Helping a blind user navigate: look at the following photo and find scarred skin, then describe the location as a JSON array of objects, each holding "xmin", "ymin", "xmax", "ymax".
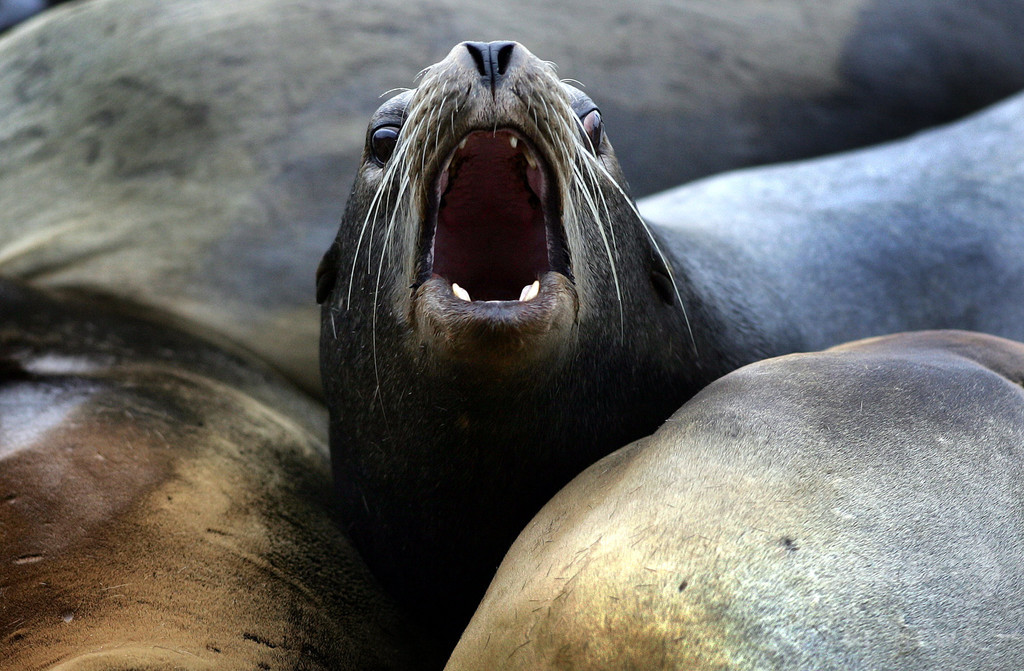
[{"xmin": 445, "ymin": 331, "xmax": 1024, "ymax": 670}]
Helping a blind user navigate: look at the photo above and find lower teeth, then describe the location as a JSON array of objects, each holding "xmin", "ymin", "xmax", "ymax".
[
  {"xmin": 519, "ymin": 280, "xmax": 540, "ymax": 302},
  {"xmin": 450, "ymin": 279, "xmax": 540, "ymax": 303}
]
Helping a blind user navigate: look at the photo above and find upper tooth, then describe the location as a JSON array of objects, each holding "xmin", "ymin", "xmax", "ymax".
[
  {"xmin": 452, "ymin": 283, "xmax": 471, "ymax": 301},
  {"xmin": 524, "ymin": 149, "xmax": 537, "ymax": 169},
  {"xmin": 459, "ymin": 138, "xmax": 467, "ymax": 150},
  {"xmin": 519, "ymin": 280, "xmax": 540, "ymax": 302},
  {"xmin": 509, "ymin": 136, "xmax": 518, "ymax": 149}
]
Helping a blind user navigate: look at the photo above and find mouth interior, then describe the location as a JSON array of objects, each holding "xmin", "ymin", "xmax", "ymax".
[{"xmin": 430, "ymin": 129, "xmax": 555, "ymax": 301}]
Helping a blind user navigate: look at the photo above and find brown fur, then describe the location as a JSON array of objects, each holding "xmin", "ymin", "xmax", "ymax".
[
  {"xmin": 0, "ymin": 280, "xmax": 431, "ymax": 670},
  {"xmin": 446, "ymin": 331, "xmax": 1024, "ymax": 669}
]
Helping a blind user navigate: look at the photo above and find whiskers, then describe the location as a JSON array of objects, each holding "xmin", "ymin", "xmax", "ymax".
[
  {"xmin": 544, "ymin": 93, "xmax": 697, "ymax": 355},
  {"xmin": 343, "ymin": 65, "xmax": 462, "ymax": 414},
  {"xmin": 345, "ymin": 68, "xmax": 453, "ymax": 311},
  {"xmin": 342, "ymin": 56, "xmax": 698, "ymax": 385}
]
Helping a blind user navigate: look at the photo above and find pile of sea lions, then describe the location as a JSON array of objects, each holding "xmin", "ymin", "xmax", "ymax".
[{"xmin": 3, "ymin": 1, "xmax": 1024, "ymax": 669}]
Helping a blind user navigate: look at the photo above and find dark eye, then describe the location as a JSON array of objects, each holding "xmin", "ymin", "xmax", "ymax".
[
  {"xmin": 581, "ymin": 109, "xmax": 602, "ymax": 154},
  {"xmin": 370, "ymin": 126, "xmax": 399, "ymax": 165}
]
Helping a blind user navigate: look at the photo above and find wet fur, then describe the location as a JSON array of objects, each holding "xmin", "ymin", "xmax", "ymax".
[{"xmin": 319, "ymin": 44, "xmax": 705, "ymax": 643}]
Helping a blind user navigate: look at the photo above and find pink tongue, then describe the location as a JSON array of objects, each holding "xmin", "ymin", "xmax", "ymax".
[{"xmin": 433, "ymin": 133, "xmax": 548, "ymax": 301}]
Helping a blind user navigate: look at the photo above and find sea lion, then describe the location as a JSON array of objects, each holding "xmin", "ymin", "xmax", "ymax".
[
  {"xmin": 5, "ymin": 0, "xmax": 1024, "ymax": 398},
  {"xmin": 0, "ymin": 279, "xmax": 432, "ymax": 670},
  {"xmin": 638, "ymin": 81, "xmax": 1024, "ymax": 352},
  {"xmin": 317, "ymin": 41, "xmax": 700, "ymax": 643},
  {"xmin": 445, "ymin": 331, "xmax": 1024, "ymax": 670},
  {"xmin": 317, "ymin": 42, "xmax": 1024, "ymax": 644}
]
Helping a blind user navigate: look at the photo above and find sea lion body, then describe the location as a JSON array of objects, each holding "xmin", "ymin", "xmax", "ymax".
[
  {"xmin": 640, "ymin": 86, "xmax": 1024, "ymax": 354},
  {"xmin": 0, "ymin": 280, "xmax": 429, "ymax": 670},
  {"xmin": 4, "ymin": 0, "xmax": 1024, "ymax": 397},
  {"xmin": 318, "ymin": 42, "xmax": 1024, "ymax": 644},
  {"xmin": 445, "ymin": 331, "xmax": 1024, "ymax": 669}
]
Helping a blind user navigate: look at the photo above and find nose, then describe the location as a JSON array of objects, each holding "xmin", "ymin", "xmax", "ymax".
[{"xmin": 463, "ymin": 41, "xmax": 517, "ymax": 94}]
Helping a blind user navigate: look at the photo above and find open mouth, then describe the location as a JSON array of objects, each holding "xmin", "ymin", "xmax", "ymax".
[{"xmin": 420, "ymin": 128, "xmax": 569, "ymax": 303}]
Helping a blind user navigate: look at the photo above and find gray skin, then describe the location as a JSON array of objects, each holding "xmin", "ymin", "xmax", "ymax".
[
  {"xmin": 446, "ymin": 330, "xmax": 1024, "ymax": 670},
  {"xmin": 319, "ymin": 43, "xmax": 1024, "ymax": 646},
  {"xmin": 639, "ymin": 84, "xmax": 1024, "ymax": 355},
  {"xmin": 4, "ymin": 0, "xmax": 1024, "ymax": 398},
  {"xmin": 0, "ymin": 279, "xmax": 434, "ymax": 670}
]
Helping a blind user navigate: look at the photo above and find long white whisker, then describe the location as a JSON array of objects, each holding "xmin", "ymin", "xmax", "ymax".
[
  {"xmin": 538, "ymin": 95, "xmax": 552, "ymax": 126},
  {"xmin": 379, "ymin": 87, "xmax": 411, "ymax": 98},
  {"xmin": 368, "ymin": 146, "xmax": 417, "ymax": 429},
  {"xmin": 349, "ymin": 138, "xmax": 407, "ymax": 305},
  {"xmin": 422, "ymin": 102, "xmax": 441, "ymax": 177},
  {"xmin": 347, "ymin": 116, "xmax": 420, "ymax": 309},
  {"xmin": 346, "ymin": 169, "xmax": 392, "ymax": 308},
  {"xmin": 370, "ymin": 243, "xmax": 391, "ymax": 427},
  {"xmin": 433, "ymin": 93, "xmax": 450, "ymax": 161},
  {"xmin": 547, "ymin": 90, "xmax": 694, "ymax": 353},
  {"xmin": 555, "ymin": 97, "xmax": 619, "ymax": 260},
  {"xmin": 568, "ymin": 158, "xmax": 624, "ymax": 337},
  {"xmin": 589, "ymin": 158, "xmax": 698, "ymax": 355},
  {"xmin": 541, "ymin": 91, "xmax": 625, "ymax": 335}
]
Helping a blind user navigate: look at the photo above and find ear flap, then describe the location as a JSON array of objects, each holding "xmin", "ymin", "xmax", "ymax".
[
  {"xmin": 649, "ymin": 247, "xmax": 676, "ymax": 306},
  {"xmin": 315, "ymin": 242, "xmax": 340, "ymax": 304}
]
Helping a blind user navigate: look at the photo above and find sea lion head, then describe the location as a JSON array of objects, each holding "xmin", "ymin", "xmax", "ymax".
[
  {"xmin": 316, "ymin": 41, "xmax": 693, "ymax": 641},
  {"xmin": 318, "ymin": 40, "xmax": 680, "ymax": 378}
]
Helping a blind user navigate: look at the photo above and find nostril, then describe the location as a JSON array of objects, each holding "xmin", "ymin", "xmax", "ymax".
[
  {"xmin": 463, "ymin": 41, "xmax": 517, "ymax": 90},
  {"xmin": 465, "ymin": 42, "xmax": 488, "ymax": 77},
  {"xmin": 495, "ymin": 43, "xmax": 515, "ymax": 76}
]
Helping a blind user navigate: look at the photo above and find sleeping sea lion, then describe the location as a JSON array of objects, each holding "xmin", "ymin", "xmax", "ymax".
[
  {"xmin": 446, "ymin": 330, "xmax": 1024, "ymax": 670},
  {"xmin": 0, "ymin": 279, "xmax": 433, "ymax": 670}
]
